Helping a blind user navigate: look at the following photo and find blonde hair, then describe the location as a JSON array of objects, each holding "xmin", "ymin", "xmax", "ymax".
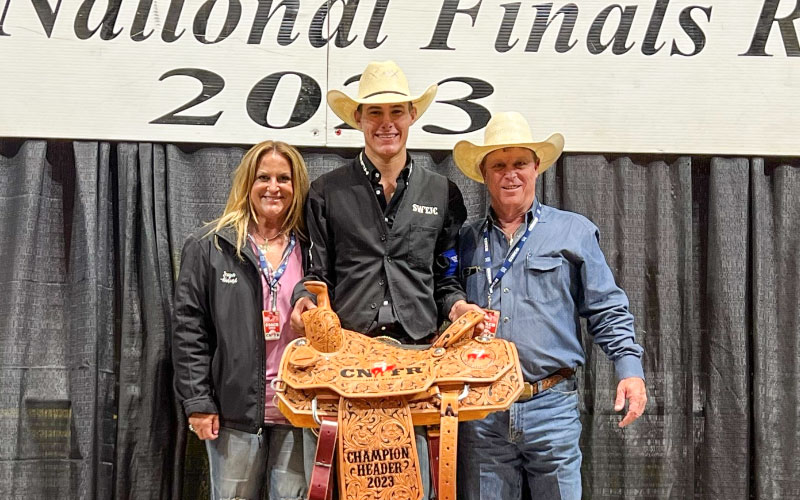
[{"xmin": 209, "ymin": 140, "xmax": 309, "ymax": 258}]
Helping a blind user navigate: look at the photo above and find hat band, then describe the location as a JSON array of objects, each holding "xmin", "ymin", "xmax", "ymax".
[{"xmin": 362, "ymin": 90, "xmax": 410, "ymax": 99}]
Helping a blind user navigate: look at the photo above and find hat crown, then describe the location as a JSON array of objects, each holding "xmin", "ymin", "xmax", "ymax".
[
  {"xmin": 483, "ymin": 112, "xmax": 536, "ymax": 147},
  {"xmin": 357, "ymin": 60, "xmax": 412, "ymax": 100}
]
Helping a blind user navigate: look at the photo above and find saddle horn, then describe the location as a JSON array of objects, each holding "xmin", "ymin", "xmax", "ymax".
[
  {"xmin": 304, "ymin": 281, "xmax": 331, "ymax": 309},
  {"xmin": 301, "ymin": 281, "xmax": 341, "ymax": 353}
]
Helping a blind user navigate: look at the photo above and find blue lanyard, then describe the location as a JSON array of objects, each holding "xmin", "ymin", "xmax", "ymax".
[
  {"xmin": 483, "ymin": 203, "xmax": 541, "ymax": 308},
  {"xmin": 249, "ymin": 232, "xmax": 296, "ymax": 311}
]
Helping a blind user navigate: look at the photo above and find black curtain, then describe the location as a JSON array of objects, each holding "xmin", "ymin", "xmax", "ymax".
[{"xmin": 1, "ymin": 139, "xmax": 798, "ymax": 499}]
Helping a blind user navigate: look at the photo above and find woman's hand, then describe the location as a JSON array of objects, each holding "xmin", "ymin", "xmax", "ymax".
[
  {"xmin": 188, "ymin": 412, "xmax": 219, "ymax": 440},
  {"xmin": 290, "ymin": 296, "xmax": 317, "ymax": 334}
]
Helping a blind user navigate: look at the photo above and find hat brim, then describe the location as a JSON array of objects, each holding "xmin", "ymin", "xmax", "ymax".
[
  {"xmin": 327, "ymin": 84, "xmax": 438, "ymax": 130},
  {"xmin": 453, "ymin": 133, "xmax": 565, "ymax": 183}
]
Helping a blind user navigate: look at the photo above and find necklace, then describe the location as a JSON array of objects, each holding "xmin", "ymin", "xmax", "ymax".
[{"xmin": 254, "ymin": 230, "xmax": 284, "ymax": 253}]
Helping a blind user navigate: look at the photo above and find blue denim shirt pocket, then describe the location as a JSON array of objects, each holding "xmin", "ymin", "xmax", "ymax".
[{"xmin": 524, "ymin": 255, "xmax": 564, "ymax": 304}]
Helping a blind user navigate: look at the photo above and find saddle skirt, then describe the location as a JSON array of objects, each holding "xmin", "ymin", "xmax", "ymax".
[{"xmin": 273, "ymin": 282, "xmax": 523, "ymax": 500}]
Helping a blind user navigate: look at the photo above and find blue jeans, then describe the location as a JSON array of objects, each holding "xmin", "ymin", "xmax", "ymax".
[
  {"xmin": 457, "ymin": 377, "xmax": 582, "ymax": 500},
  {"xmin": 205, "ymin": 424, "xmax": 307, "ymax": 500},
  {"xmin": 303, "ymin": 426, "xmax": 432, "ymax": 499}
]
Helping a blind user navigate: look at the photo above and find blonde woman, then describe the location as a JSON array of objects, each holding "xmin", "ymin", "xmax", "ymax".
[{"xmin": 173, "ymin": 140, "xmax": 310, "ymax": 500}]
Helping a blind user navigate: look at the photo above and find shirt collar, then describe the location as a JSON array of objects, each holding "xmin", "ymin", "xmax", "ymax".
[
  {"xmin": 487, "ymin": 197, "xmax": 540, "ymax": 226},
  {"xmin": 486, "ymin": 198, "xmax": 542, "ymax": 246},
  {"xmin": 359, "ymin": 151, "xmax": 413, "ymax": 184}
]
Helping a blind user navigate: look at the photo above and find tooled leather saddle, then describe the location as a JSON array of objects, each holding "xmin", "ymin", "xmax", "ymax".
[{"xmin": 273, "ymin": 282, "xmax": 523, "ymax": 500}]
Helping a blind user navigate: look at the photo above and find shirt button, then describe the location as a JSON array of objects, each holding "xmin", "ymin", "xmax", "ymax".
[
  {"xmin": 370, "ymin": 303, "xmax": 377, "ymax": 309},
  {"xmin": 375, "ymin": 189, "xmax": 381, "ymax": 195},
  {"xmin": 379, "ymin": 279, "xmax": 385, "ymax": 286},
  {"xmin": 380, "ymin": 234, "xmax": 386, "ymax": 242},
  {"xmin": 381, "ymin": 326, "xmax": 387, "ymax": 331},
  {"xmin": 503, "ymin": 287, "xmax": 510, "ymax": 294},
  {"xmin": 502, "ymin": 316, "xmax": 509, "ymax": 324},
  {"xmin": 383, "ymin": 300, "xmax": 389, "ymax": 306},
  {"xmin": 384, "ymin": 217, "xmax": 389, "ymax": 223},
  {"xmin": 387, "ymin": 256, "xmax": 392, "ymax": 263}
]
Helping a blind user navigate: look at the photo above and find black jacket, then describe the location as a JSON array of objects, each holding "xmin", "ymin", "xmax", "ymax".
[
  {"xmin": 172, "ymin": 225, "xmax": 307, "ymax": 433},
  {"xmin": 292, "ymin": 156, "xmax": 467, "ymax": 339}
]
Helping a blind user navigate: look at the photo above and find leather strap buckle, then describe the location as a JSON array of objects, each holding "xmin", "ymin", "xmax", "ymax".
[{"xmin": 516, "ymin": 368, "xmax": 575, "ymax": 403}]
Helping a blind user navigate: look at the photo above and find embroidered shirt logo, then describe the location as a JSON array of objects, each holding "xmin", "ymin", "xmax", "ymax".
[
  {"xmin": 220, "ymin": 271, "xmax": 238, "ymax": 284},
  {"xmin": 412, "ymin": 204, "xmax": 439, "ymax": 215}
]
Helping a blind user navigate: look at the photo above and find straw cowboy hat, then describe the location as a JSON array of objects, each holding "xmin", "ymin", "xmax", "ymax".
[
  {"xmin": 453, "ymin": 112, "xmax": 565, "ymax": 183},
  {"xmin": 327, "ymin": 60, "xmax": 438, "ymax": 130}
]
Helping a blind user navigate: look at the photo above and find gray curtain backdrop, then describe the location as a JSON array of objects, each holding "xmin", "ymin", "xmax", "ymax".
[{"xmin": 0, "ymin": 139, "xmax": 798, "ymax": 499}]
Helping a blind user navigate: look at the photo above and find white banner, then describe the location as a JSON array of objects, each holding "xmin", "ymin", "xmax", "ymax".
[{"xmin": 0, "ymin": 0, "xmax": 798, "ymax": 154}]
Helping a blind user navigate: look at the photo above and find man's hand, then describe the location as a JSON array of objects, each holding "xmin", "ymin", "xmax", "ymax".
[
  {"xmin": 448, "ymin": 300, "xmax": 487, "ymax": 335},
  {"xmin": 615, "ymin": 377, "xmax": 647, "ymax": 428},
  {"xmin": 188, "ymin": 412, "xmax": 219, "ymax": 440},
  {"xmin": 290, "ymin": 296, "xmax": 317, "ymax": 334}
]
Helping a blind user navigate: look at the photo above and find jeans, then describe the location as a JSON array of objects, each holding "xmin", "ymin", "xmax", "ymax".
[
  {"xmin": 457, "ymin": 377, "xmax": 582, "ymax": 500},
  {"xmin": 205, "ymin": 424, "xmax": 307, "ymax": 500},
  {"xmin": 303, "ymin": 426, "xmax": 432, "ymax": 499}
]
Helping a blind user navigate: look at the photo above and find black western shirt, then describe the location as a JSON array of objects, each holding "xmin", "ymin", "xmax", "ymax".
[{"xmin": 293, "ymin": 152, "xmax": 467, "ymax": 341}]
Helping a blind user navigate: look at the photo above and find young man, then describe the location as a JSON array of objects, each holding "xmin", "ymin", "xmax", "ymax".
[
  {"xmin": 290, "ymin": 60, "xmax": 482, "ymax": 499},
  {"xmin": 453, "ymin": 112, "xmax": 647, "ymax": 500},
  {"xmin": 290, "ymin": 60, "xmax": 480, "ymax": 342}
]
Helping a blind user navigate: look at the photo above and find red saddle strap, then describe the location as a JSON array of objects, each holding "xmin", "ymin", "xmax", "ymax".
[
  {"xmin": 308, "ymin": 417, "xmax": 338, "ymax": 500},
  {"xmin": 427, "ymin": 425, "xmax": 441, "ymax": 498}
]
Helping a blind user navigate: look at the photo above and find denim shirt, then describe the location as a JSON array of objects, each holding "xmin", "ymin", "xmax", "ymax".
[{"xmin": 458, "ymin": 199, "xmax": 644, "ymax": 383}]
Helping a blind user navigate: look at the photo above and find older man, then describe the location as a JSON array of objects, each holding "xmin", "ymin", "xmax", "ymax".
[{"xmin": 453, "ymin": 112, "xmax": 647, "ymax": 500}]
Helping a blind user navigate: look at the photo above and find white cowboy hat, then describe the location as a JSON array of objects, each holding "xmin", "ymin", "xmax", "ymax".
[
  {"xmin": 453, "ymin": 112, "xmax": 565, "ymax": 183},
  {"xmin": 327, "ymin": 60, "xmax": 438, "ymax": 130}
]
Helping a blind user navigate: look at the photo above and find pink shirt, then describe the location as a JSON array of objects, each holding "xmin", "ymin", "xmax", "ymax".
[{"xmin": 250, "ymin": 240, "xmax": 303, "ymax": 424}]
